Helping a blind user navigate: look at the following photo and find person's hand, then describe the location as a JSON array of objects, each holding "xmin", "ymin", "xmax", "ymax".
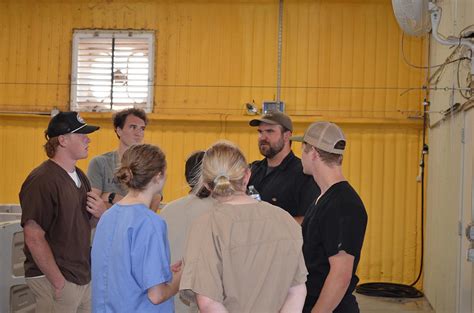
[
  {"xmin": 171, "ymin": 260, "xmax": 183, "ymax": 290},
  {"xmin": 171, "ymin": 259, "xmax": 183, "ymax": 273},
  {"xmin": 52, "ymin": 279, "xmax": 66, "ymax": 300},
  {"xmin": 87, "ymin": 191, "xmax": 107, "ymax": 218},
  {"xmin": 150, "ymin": 194, "xmax": 163, "ymax": 212}
]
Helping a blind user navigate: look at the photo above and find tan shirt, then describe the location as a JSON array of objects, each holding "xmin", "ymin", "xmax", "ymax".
[
  {"xmin": 180, "ymin": 201, "xmax": 307, "ymax": 313},
  {"xmin": 161, "ymin": 195, "xmax": 214, "ymax": 313}
]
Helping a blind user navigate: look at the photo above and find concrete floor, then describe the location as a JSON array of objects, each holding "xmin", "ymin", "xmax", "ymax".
[{"xmin": 357, "ymin": 293, "xmax": 435, "ymax": 313}]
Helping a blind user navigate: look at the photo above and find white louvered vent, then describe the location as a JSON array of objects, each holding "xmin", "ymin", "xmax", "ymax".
[{"xmin": 70, "ymin": 30, "xmax": 155, "ymax": 112}]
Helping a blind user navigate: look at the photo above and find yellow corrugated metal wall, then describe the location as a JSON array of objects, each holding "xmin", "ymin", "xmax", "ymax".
[{"xmin": 0, "ymin": 0, "xmax": 426, "ymax": 286}]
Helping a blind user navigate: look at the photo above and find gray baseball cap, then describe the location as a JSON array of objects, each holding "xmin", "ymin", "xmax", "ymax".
[
  {"xmin": 291, "ymin": 121, "xmax": 346, "ymax": 155},
  {"xmin": 249, "ymin": 110, "xmax": 293, "ymax": 132}
]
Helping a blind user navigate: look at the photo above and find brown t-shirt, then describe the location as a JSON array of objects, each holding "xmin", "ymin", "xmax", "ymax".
[
  {"xmin": 20, "ymin": 160, "xmax": 92, "ymax": 285},
  {"xmin": 180, "ymin": 201, "xmax": 308, "ymax": 313}
]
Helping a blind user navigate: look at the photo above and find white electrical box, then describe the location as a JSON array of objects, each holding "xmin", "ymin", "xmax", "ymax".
[{"xmin": 262, "ymin": 101, "xmax": 285, "ymax": 114}]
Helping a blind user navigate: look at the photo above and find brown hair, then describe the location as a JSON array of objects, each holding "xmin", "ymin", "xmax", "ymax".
[
  {"xmin": 113, "ymin": 108, "xmax": 148, "ymax": 138},
  {"xmin": 43, "ymin": 134, "xmax": 60, "ymax": 158},
  {"xmin": 303, "ymin": 142, "xmax": 343, "ymax": 166},
  {"xmin": 315, "ymin": 147, "xmax": 343, "ymax": 166},
  {"xmin": 197, "ymin": 141, "xmax": 248, "ymax": 197},
  {"xmin": 116, "ymin": 144, "xmax": 166, "ymax": 191}
]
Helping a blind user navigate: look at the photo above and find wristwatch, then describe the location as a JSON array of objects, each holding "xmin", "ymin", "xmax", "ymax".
[{"xmin": 108, "ymin": 192, "xmax": 116, "ymax": 205}]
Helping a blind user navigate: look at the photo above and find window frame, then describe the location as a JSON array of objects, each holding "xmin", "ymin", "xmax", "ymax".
[{"xmin": 70, "ymin": 29, "xmax": 155, "ymax": 113}]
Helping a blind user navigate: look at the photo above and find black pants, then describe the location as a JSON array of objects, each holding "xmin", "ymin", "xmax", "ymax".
[{"xmin": 303, "ymin": 294, "xmax": 359, "ymax": 313}]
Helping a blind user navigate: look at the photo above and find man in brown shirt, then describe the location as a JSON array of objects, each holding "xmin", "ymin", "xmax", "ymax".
[{"xmin": 20, "ymin": 111, "xmax": 106, "ymax": 313}]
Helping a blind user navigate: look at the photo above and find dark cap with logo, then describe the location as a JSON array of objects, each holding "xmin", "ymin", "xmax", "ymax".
[
  {"xmin": 249, "ymin": 110, "xmax": 293, "ymax": 132},
  {"xmin": 46, "ymin": 111, "xmax": 100, "ymax": 139}
]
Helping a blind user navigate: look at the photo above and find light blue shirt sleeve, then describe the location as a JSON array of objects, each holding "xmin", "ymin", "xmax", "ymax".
[{"xmin": 131, "ymin": 215, "xmax": 172, "ymax": 291}]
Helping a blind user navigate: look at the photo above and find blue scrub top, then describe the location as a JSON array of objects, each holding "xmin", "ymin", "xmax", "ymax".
[{"xmin": 92, "ymin": 203, "xmax": 173, "ymax": 313}]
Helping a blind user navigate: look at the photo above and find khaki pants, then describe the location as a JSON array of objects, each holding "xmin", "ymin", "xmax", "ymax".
[{"xmin": 26, "ymin": 276, "xmax": 91, "ymax": 313}]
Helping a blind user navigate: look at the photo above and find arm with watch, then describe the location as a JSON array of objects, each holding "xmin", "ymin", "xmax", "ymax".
[
  {"xmin": 87, "ymin": 155, "xmax": 124, "ymax": 209},
  {"xmin": 90, "ymin": 188, "xmax": 124, "ymax": 208},
  {"xmin": 106, "ymin": 191, "xmax": 122, "ymax": 206},
  {"xmin": 85, "ymin": 189, "xmax": 121, "ymax": 227}
]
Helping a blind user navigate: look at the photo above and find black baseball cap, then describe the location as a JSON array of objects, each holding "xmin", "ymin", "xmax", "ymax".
[{"xmin": 46, "ymin": 111, "xmax": 100, "ymax": 139}]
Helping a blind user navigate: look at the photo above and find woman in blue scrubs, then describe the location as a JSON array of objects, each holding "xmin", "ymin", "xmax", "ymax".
[{"xmin": 92, "ymin": 144, "xmax": 181, "ymax": 313}]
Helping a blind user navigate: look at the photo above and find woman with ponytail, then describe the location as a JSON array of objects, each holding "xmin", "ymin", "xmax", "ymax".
[
  {"xmin": 180, "ymin": 141, "xmax": 307, "ymax": 313},
  {"xmin": 92, "ymin": 144, "xmax": 181, "ymax": 313}
]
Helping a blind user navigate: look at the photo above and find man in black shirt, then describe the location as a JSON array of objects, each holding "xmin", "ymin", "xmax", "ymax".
[
  {"xmin": 292, "ymin": 121, "xmax": 368, "ymax": 313},
  {"xmin": 248, "ymin": 111, "xmax": 320, "ymax": 224}
]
